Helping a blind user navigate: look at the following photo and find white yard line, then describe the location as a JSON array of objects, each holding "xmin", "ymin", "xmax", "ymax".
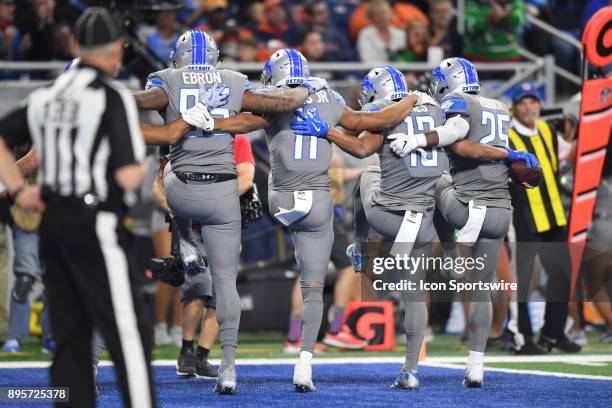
[
  {"xmin": 423, "ymin": 361, "xmax": 612, "ymax": 381},
  {"xmin": 1, "ymin": 355, "xmax": 611, "ymax": 382}
]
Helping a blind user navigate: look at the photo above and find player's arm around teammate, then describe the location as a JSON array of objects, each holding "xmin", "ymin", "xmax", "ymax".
[{"xmin": 388, "ymin": 112, "xmax": 539, "ymax": 167}]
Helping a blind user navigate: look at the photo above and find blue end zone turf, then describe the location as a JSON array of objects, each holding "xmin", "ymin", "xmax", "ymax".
[{"xmin": 1, "ymin": 363, "xmax": 610, "ymax": 407}]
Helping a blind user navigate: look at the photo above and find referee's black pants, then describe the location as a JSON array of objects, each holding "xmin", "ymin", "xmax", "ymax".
[
  {"xmin": 514, "ymin": 214, "xmax": 571, "ymax": 343},
  {"xmin": 40, "ymin": 199, "xmax": 156, "ymax": 408}
]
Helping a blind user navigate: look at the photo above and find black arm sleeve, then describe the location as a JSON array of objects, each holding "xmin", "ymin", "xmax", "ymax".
[
  {"xmin": 0, "ymin": 105, "xmax": 31, "ymax": 149},
  {"xmin": 103, "ymin": 86, "xmax": 145, "ymax": 170}
]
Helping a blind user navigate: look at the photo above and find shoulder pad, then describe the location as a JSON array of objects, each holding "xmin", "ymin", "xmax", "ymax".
[{"xmin": 440, "ymin": 93, "xmax": 469, "ymax": 118}]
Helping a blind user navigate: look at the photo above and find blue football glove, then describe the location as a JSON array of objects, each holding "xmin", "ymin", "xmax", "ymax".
[
  {"xmin": 506, "ymin": 149, "xmax": 539, "ymax": 168},
  {"xmin": 290, "ymin": 109, "xmax": 330, "ymax": 137},
  {"xmin": 198, "ymin": 82, "xmax": 230, "ymax": 109}
]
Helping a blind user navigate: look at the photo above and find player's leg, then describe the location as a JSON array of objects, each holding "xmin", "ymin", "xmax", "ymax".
[
  {"xmin": 367, "ymin": 202, "xmax": 433, "ymax": 389},
  {"xmin": 200, "ymin": 218, "xmax": 241, "ymax": 394},
  {"xmin": 177, "ymin": 256, "xmax": 213, "ymax": 376},
  {"xmin": 270, "ymin": 189, "xmax": 334, "ymax": 392},
  {"xmin": 433, "ymin": 173, "xmax": 461, "ymax": 260},
  {"xmin": 177, "ymin": 297, "xmax": 204, "ymax": 376},
  {"xmin": 196, "ymin": 301, "xmax": 219, "ymax": 378},
  {"xmin": 152, "ymin": 223, "xmax": 174, "ymax": 346},
  {"xmin": 463, "ymin": 207, "xmax": 511, "ymax": 388},
  {"xmin": 165, "ymin": 174, "xmax": 242, "ymax": 394},
  {"xmin": 284, "ymin": 277, "xmax": 303, "ymax": 353},
  {"xmin": 4, "ymin": 227, "xmax": 40, "ymax": 352}
]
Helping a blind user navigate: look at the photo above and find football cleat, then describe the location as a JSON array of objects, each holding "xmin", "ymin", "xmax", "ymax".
[
  {"xmin": 176, "ymin": 347, "xmax": 196, "ymax": 377},
  {"xmin": 2, "ymin": 339, "xmax": 20, "ymax": 353},
  {"xmin": 293, "ymin": 360, "xmax": 316, "ymax": 392},
  {"xmin": 390, "ymin": 369, "xmax": 420, "ymax": 390},
  {"xmin": 538, "ymin": 334, "xmax": 581, "ymax": 353},
  {"xmin": 195, "ymin": 356, "xmax": 218, "ymax": 379},
  {"xmin": 214, "ymin": 362, "xmax": 237, "ymax": 395},
  {"xmin": 323, "ymin": 327, "xmax": 367, "ymax": 349},
  {"xmin": 346, "ymin": 244, "xmax": 362, "ymax": 272},
  {"xmin": 462, "ymin": 363, "xmax": 483, "ymax": 388}
]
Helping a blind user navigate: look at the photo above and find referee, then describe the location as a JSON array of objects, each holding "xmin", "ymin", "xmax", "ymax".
[
  {"xmin": 507, "ymin": 82, "xmax": 580, "ymax": 355},
  {"xmin": 0, "ymin": 8, "xmax": 155, "ymax": 408}
]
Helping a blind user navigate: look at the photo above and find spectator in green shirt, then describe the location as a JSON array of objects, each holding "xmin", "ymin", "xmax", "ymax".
[{"xmin": 464, "ymin": 0, "xmax": 526, "ymax": 62}]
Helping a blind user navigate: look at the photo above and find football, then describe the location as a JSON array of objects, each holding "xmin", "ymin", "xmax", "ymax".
[{"xmin": 509, "ymin": 160, "xmax": 543, "ymax": 189}]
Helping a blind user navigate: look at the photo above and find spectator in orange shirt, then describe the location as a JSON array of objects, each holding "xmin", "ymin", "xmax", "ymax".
[
  {"xmin": 349, "ymin": 0, "xmax": 428, "ymax": 42},
  {"xmin": 253, "ymin": 0, "xmax": 301, "ymax": 50}
]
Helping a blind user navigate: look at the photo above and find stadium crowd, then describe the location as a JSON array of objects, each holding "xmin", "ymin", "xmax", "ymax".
[
  {"xmin": 0, "ymin": 0, "xmax": 606, "ymax": 76},
  {"xmin": 0, "ymin": 0, "xmax": 610, "ymax": 401}
]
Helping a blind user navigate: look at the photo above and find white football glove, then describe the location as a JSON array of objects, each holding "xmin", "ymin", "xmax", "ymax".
[
  {"xmin": 388, "ymin": 133, "xmax": 427, "ymax": 158},
  {"xmin": 408, "ymin": 90, "xmax": 438, "ymax": 106},
  {"xmin": 182, "ymin": 102, "xmax": 214, "ymax": 132}
]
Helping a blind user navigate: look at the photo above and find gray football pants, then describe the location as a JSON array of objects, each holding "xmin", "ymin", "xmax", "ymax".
[
  {"xmin": 165, "ymin": 173, "xmax": 241, "ymax": 363},
  {"xmin": 357, "ymin": 168, "xmax": 431, "ymax": 371},
  {"xmin": 434, "ymin": 174, "xmax": 512, "ymax": 353},
  {"xmin": 269, "ymin": 189, "xmax": 334, "ymax": 354}
]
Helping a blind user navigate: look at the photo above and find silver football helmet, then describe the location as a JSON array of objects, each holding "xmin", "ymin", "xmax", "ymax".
[
  {"xmin": 358, "ymin": 66, "xmax": 409, "ymax": 107},
  {"xmin": 429, "ymin": 57, "xmax": 480, "ymax": 102},
  {"xmin": 170, "ymin": 30, "xmax": 219, "ymax": 70},
  {"xmin": 261, "ymin": 48, "xmax": 310, "ymax": 87}
]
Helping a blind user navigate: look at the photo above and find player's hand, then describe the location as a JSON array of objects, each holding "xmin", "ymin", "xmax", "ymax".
[
  {"xmin": 290, "ymin": 109, "xmax": 329, "ymax": 137},
  {"xmin": 300, "ymin": 76, "xmax": 329, "ymax": 95},
  {"xmin": 182, "ymin": 102, "xmax": 214, "ymax": 132},
  {"xmin": 506, "ymin": 149, "xmax": 539, "ymax": 168},
  {"xmin": 198, "ymin": 82, "xmax": 230, "ymax": 109},
  {"xmin": 408, "ymin": 90, "xmax": 438, "ymax": 106},
  {"xmin": 388, "ymin": 133, "xmax": 427, "ymax": 157}
]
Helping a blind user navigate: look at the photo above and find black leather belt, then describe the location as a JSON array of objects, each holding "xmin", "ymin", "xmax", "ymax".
[{"xmin": 174, "ymin": 172, "xmax": 236, "ymax": 184}]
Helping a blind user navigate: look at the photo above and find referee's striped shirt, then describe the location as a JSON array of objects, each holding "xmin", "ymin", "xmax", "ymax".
[
  {"xmin": 0, "ymin": 64, "xmax": 145, "ymax": 213},
  {"xmin": 509, "ymin": 118, "xmax": 567, "ymax": 234}
]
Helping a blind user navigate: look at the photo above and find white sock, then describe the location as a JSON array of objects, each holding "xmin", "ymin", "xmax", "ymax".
[
  {"xmin": 467, "ymin": 350, "xmax": 484, "ymax": 367},
  {"xmin": 155, "ymin": 322, "xmax": 167, "ymax": 331},
  {"xmin": 299, "ymin": 350, "xmax": 313, "ymax": 365}
]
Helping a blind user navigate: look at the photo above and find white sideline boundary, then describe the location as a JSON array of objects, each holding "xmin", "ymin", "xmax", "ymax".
[{"xmin": 1, "ymin": 355, "xmax": 611, "ymax": 381}]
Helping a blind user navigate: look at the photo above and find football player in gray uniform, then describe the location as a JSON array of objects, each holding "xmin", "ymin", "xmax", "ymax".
[
  {"xmin": 388, "ymin": 57, "xmax": 538, "ymax": 388},
  {"xmin": 196, "ymin": 49, "xmax": 428, "ymax": 392},
  {"xmin": 293, "ymin": 64, "xmax": 538, "ymax": 389},
  {"xmin": 292, "ymin": 66, "xmax": 446, "ymax": 390},
  {"xmin": 293, "ymin": 65, "xmax": 444, "ymax": 389},
  {"xmin": 131, "ymin": 31, "xmax": 329, "ymax": 395}
]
